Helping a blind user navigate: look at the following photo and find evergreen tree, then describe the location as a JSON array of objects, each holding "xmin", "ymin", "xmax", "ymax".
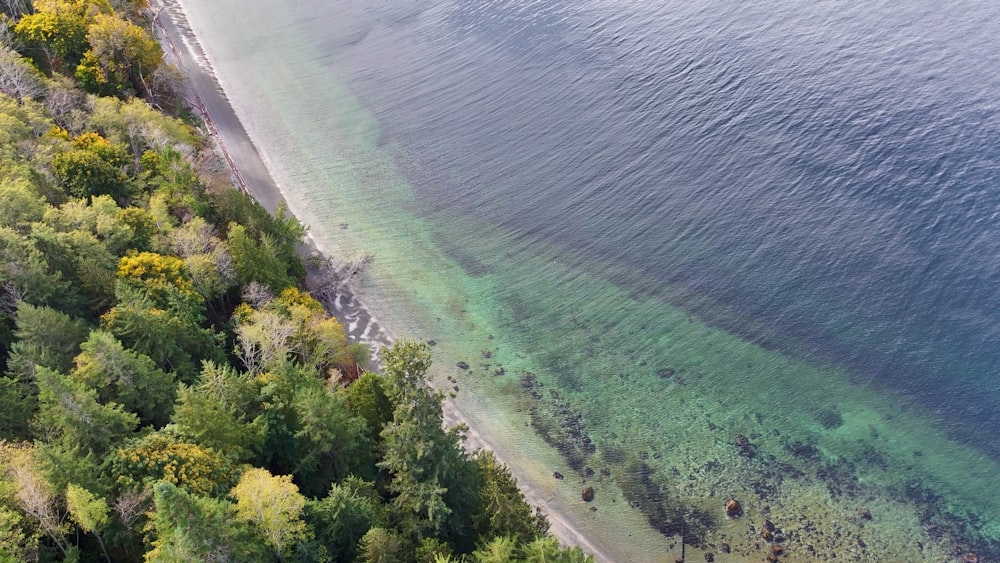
[{"xmin": 146, "ymin": 481, "xmax": 267, "ymax": 563}]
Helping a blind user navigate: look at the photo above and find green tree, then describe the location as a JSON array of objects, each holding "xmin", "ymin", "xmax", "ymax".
[
  {"xmin": 0, "ymin": 501, "xmax": 37, "ymax": 562},
  {"xmin": 210, "ymin": 189, "xmax": 305, "ymax": 288},
  {"xmin": 0, "ymin": 177, "xmax": 46, "ymax": 230},
  {"xmin": 101, "ymin": 282, "xmax": 224, "ymax": 380},
  {"xmin": 32, "ymin": 441, "xmax": 102, "ymax": 503},
  {"xmin": 0, "ymin": 378, "xmax": 33, "ymax": 440},
  {"xmin": 70, "ymin": 330, "xmax": 175, "ymax": 426},
  {"xmin": 228, "ymin": 222, "xmax": 297, "ymax": 291},
  {"xmin": 146, "ymin": 481, "xmax": 266, "ymax": 563},
  {"xmin": 0, "ymin": 226, "xmax": 69, "ymax": 312},
  {"xmin": 33, "ymin": 366, "xmax": 138, "ymax": 456},
  {"xmin": 28, "ymin": 221, "xmax": 118, "ymax": 315},
  {"xmin": 305, "ymin": 478, "xmax": 381, "ymax": 563},
  {"xmin": 340, "ymin": 370, "xmax": 393, "ymax": 443},
  {"xmin": 473, "ymin": 535, "xmax": 517, "ymax": 563},
  {"xmin": 51, "ymin": 140, "xmax": 130, "ymax": 201},
  {"xmin": 356, "ymin": 527, "xmax": 402, "ymax": 563},
  {"xmin": 5, "ymin": 302, "xmax": 89, "ymax": 379},
  {"xmin": 472, "ymin": 450, "xmax": 548, "ymax": 546},
  {"xmin": 291, "ymin": 385, "xmax": 374, "ymax": 494},
  {"xmin": 115, "ymin": 205, "xmax": 158, "ymax": 254},
  {"xmin": 140, "ymin": 145, "xmax": 208, "ymax": 217},
  {"xmin": 171, "ymin": 363, "xmax": 265, "ymax": 464},
  {"xmin": 2, "ymin": 303, "xmax": 89, "ymax": 439},
  {"xmin": 40, "ymin": 195, "xmax": 146, "ymax": 258},
  {"xmin": 378, "ymin": 342, "xmax": 482, "ymax": 550},
  {"xmin": 521, "ymin": 537, "xmax": 593, "ymax": 563}
]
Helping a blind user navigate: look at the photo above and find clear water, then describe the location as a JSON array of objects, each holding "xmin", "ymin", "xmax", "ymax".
[{"xmin": 172, "ymin": 0, "xmax": 1000, "ymax": 559}]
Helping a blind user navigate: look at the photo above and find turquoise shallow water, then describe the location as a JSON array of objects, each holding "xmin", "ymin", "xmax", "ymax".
[{"xmin": 173, "ymin": 0, "xmax": 1000, "ymax": 559}]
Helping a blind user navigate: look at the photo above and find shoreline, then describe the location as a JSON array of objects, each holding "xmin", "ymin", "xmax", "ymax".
[
  {"xmin": 143, "ymin": 2, "xmax": 1000, "ymax": 561},
  {"xmin": 150, "ymin": 2, "xmax": 621, "ymax": 560}
]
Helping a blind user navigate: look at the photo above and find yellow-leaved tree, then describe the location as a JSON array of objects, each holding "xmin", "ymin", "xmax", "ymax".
[
  {"xmin": 231, "ymin": 467, "xmax": 309, "ymax": 562},
  {"xmin": 75, "ymin": 12, "xmax": 162, "ymax": 96}
]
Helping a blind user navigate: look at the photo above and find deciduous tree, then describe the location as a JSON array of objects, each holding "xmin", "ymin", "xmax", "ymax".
[
  {"xmin": 0, "ymin": 442, "xmax": 69, "ymax": 559},
  {"xmin": 0, "ymin": 47, "xmax": 45, "ymax": 102},
  {"xmin": 75, "ymin": 12, "xmax": 161, "ymax": 96},
  {"xmin": 13, "ymin": 0, "xmax": 106, "ymax": 72},
  {"xmin": 231, "ymin": 467, "xmax": 309, "ymax": 562},
  {"xmin": 65, "ymin": 483, "xmax": 110, "ymax": 561},
  {"xmin": 110, "ymin": 431, "xmax": 234, "ymax": 497}
]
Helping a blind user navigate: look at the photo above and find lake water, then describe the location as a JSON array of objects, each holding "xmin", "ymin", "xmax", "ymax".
[{"xmin": 171, "ymin": 0, "xmax": 1000, "ymax": 559}]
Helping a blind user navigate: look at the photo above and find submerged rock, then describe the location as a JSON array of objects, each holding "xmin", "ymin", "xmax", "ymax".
[
  {"xmin": 582, "ymin": 486, "xmax": 595, "ymax": 502},
  {"xmin": 735, "ymin": 434, "xmax": 756, "ymax": 458}
]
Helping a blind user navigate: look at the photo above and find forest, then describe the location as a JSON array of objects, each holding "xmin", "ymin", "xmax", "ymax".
[{"xmin": 0, "ymin": 0, "xmax": 593, "ymax": 561}]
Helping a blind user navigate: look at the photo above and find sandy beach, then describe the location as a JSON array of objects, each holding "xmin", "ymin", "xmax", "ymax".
[{"xmin": 149, "ymin": 2, "xmax": 629, "ymax": 560}]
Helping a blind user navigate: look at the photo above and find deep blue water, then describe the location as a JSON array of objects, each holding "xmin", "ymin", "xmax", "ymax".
[{"xmin": 310, "ymin": 0, "xmax": 1000, "ymax": 458}]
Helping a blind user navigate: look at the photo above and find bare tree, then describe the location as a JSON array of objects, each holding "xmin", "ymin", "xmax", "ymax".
[
  {"xmin": 0, "ymin": 47, "xmax": 45, "ymax": 102},
  {"xmin": 235, "ymin": 310, "xmax": 295, "ymax": 375},
  {"xmin": 2, "ymin": 444, "xmax": 70, "ymax": 558},
  {"xmin": 310, "ymin": 253, "xmax": 374, "ymax": 304},
  {"xmin": 241, "ymin": 281, "xmax": 273, "ymax": 309},
  {"xmin": 0, "ymin": 281, "xmax": 22, "ymax": 317},
  {"xmin": 43, "ymin": 76, "xmax": 88, "ymax": 133},
  {"xmin": 0, "ymin": 0, "xmax": 31, "ymax": 19},
  {"xmin": 147, "ymin": 62, "xmax": 185, "ymax": 111},
  {"xmin": 113, "ymin": 488, "xmax": 151, "ymax": 538}
]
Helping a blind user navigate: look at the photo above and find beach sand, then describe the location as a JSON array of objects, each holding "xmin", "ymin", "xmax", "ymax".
[{"xmin": 150, "ymin": 2, "xmax": 640, "ymax": 560}]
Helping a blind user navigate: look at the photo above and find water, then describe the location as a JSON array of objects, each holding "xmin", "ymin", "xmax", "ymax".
[{"xmin": 171, "ymin": 0, "xmax": 1000, "ymax": 559}]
